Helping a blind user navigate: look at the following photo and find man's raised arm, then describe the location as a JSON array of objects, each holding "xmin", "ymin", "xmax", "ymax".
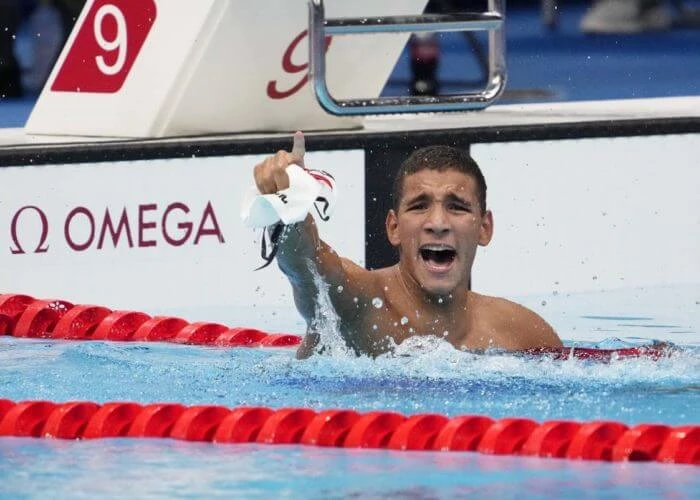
[{"xmin": 251, "ymin": 132, "xmax": 346, "ymax": 315}]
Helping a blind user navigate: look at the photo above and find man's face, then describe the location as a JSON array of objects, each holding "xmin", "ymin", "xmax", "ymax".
[{"xmin": 386, "ymin": 168, "xmax": 493, "ymax": 297}]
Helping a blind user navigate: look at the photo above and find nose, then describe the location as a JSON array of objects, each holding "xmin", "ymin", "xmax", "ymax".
[{"xmin": 424, "ymin": 205, "xmax": 450, "ymax": 235}]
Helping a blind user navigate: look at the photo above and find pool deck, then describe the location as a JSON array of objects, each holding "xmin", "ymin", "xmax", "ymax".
[{"xmin": 1, "ymin": 96, "xmax": 699, "ymax": 159}]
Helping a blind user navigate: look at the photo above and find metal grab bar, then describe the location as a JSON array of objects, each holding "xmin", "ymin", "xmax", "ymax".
[
  {"xmin": 324, "ymin": 13, "xmax": 504, "ymax": 34},
  {"xmin": 308, "ymin": 0, "xmax": 507, "ymax": 116}
]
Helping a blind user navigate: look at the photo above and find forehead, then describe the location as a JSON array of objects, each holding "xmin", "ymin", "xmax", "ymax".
[{"xmin": 401, "ymin": 169, "xmax": 478, "ymax": 200}]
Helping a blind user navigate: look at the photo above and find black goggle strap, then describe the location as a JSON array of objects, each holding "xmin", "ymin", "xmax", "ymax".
[
  {"xmin": 313, "ymin": 196, "xmax": 330, "ymax": 221},
  {"xmin": 255, "ymin": 223, "xmax": 284, "ymax": 271}
]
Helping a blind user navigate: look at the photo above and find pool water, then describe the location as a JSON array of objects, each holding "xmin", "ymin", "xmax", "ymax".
[
  {"xmin": 1, "ymin": 438, "xmax": 698, "ymax": 498},
  {"xmin": 1, "ymin": 284, "xmax": 699, "ymax": 498},
  {"xmin": 0, "ymin": 336, "xmax": 699, "ymax": 498}
]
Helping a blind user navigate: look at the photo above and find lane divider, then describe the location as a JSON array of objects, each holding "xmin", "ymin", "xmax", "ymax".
[
  {"xmin": 0, "ymin": 294, "xmax": 301, "ymax": 349},
  {"xmin": 0, "ymin": 399, "xmax": 696, "ymax": 465},
  {"xmin": 0, "ymin": 293, "xmax": 676, "ymax": 360}
]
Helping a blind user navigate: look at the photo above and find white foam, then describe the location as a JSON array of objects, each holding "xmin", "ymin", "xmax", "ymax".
[{"xmin": 308, "ymin": 260, "xmax": 351, "ymax": 357}]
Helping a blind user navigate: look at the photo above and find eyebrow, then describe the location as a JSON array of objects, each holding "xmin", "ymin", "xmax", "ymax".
[
  {"xmin": 403, "ymin": 192, "xmax": 473, "ymax": 207},
  {"xmin": 403, "ymin": 193, "xmax": 430, "ymax": 206},
  {"xmin": 445, "ymin": 193, "xmax": 472, "ymax": 206}
]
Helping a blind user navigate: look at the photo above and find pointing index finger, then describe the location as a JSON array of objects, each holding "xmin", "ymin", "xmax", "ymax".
[{"xmin": 291, "ymin": 131, "xmax": 306, "ymax": 167}]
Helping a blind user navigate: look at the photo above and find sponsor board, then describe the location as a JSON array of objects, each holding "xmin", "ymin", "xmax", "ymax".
[
  {"xmin": 472, "ymin": 134, "xmax": 700, "ymax": 296},
  {"xmin": 0, "ymin": 150, "xmax": 365, "ymax": 329},
  {"xmin": 472, "ymin": 134, "xmax": 700, "ymax": 343}
]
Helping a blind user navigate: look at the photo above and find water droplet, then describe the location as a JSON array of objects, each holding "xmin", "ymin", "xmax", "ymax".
[
  {"xmin": 337, "ymin": 285, "xmax": 344, "ymax": 293},
  {"xmin": 372, "ymin": 297, "xmax": 383, "ymax": 308},
  {"xmin": 400, "ymin": 316, "xmax": 409, "ymax": 325}
]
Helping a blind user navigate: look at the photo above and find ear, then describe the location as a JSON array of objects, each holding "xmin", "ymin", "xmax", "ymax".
[
  {"xmin": 478, "ymin": 209, "xmax": 494, "ymax": 246},
  {"xmin": 386, "ymin": 209, "xmax": 400, "ymax": 247}
]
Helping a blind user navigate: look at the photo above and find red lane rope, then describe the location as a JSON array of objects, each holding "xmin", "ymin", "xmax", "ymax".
[
  {"xmin": 0, "ymin": 293, "xmax": 675, "ymax": 360},
  {"xmin": 0, "ymin": 294, "xmax": 301, "ymax": 348},
  {"xmin": 0, "ymin": 399, "xmax": 696, "ymax": 465}
]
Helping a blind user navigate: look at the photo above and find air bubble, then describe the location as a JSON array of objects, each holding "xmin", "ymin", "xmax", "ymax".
[
  {"xmin": 372, "ymin": 297, "xmax": 383, "ymax": 308},
  {"xmin": 337, "ymin": 285, "xmax": 344, "ymax": 293},
  {"xmin": 400, "ymin": 316, "xmax": 409, "ymax": 325}
]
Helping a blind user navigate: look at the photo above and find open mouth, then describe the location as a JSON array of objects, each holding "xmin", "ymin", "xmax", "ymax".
[{"xmin": 419, "ymin": 245, "xmax": 456, "ymax": 272}]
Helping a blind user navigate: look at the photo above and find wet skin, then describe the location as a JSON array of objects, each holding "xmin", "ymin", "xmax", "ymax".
[{"xmin": 252, "ymin": 133, "xmax": 562, "ymax": 357}]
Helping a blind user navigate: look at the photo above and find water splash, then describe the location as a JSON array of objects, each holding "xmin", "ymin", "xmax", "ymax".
[
  {"xmin": 308, "ymin": 260, "xmax": 351, "ymax": 357},
  {"xmin": 2, "ymin": 335, "xmax": 699, "ymax": 424}
]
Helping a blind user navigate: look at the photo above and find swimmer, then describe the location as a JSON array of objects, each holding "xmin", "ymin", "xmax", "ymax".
[{"xmin": 250, "ymin": 132, "xmax": 563, "ymax": 357}]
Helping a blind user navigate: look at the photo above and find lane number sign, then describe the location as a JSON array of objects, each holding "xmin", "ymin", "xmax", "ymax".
[{"xmin": 52, "ymin": 0, "xmax": 157, "ymax": 93}]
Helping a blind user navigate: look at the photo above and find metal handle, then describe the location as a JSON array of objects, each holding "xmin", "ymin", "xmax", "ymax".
[{"xmin": 308, "ymin": 0, "xmax": 507, "ymax": 116}]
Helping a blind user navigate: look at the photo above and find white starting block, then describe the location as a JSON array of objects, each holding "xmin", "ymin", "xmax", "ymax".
[
  {"xmin": 25, "ymin": 0, "xmax": 509, "ymax": 138},
  {"xmin": 25, "ymin": 0, "xmax": 430, "ymax": 137}
]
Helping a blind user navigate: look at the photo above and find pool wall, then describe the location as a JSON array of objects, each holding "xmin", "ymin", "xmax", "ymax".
[{"xmin": 1, "ymin": 110, "xmax": 699, "ymax": 344}]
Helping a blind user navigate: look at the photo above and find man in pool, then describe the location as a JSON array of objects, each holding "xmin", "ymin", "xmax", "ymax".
[{"xmin": 250, "ymin": 132, "xmax": 562, "ymax": 358}]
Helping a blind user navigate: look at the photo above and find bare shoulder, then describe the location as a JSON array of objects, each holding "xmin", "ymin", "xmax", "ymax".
[
  {"xmin": 338, "ymin": 256, "xmax": 371, "ymax": 280},
  {"xmin": 330, "ymin": 256, "xmax": 383, "ymax": 306},
  {"xmin": 471, "ymin": 293, "xmax": 563, "ymax": 349}
]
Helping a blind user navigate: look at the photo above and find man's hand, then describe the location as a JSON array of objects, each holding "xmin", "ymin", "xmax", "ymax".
[{"xmin": 253, "ymin": 131, "xmax": 306, "ymax": 194}]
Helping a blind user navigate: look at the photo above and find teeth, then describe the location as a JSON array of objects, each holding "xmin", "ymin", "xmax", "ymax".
[{"xmin": 421, "ymin": 245, "xmax": 454, "ymax": 251}]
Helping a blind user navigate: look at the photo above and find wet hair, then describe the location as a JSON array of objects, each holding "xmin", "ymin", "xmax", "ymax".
[{"xmin": 391, "ymin": 146, "xmax": 487, "ymax": 213}]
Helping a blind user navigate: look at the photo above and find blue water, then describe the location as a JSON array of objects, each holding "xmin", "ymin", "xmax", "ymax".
[
  {"xmin": 1, "ymin": 332, "xmax": 699, "ymax": 498},
  {"xmin": 1, "ymin": 337, "xmax": 699, "ymax": 423},
  {"xmin": 1, "ymin": 439, "xmax": 698, "ymax": 499}
]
